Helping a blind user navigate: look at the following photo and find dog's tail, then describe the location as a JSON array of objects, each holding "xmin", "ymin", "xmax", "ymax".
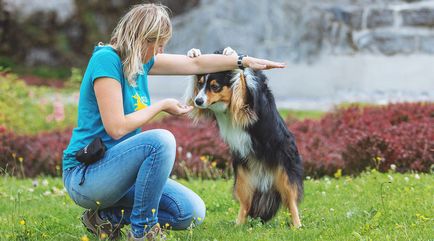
[{"xmin": 249, "ymin": 189, "xmax": 281, "ymax": 222}]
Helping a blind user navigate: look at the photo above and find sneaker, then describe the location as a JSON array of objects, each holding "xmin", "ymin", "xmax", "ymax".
[
  {"xmin": 127, "ymin": 224, "xmax": 166, "ymax": 241},
  {"xmin": 81, "ymin": 209, "xmax": 124, "ymax": 240}
]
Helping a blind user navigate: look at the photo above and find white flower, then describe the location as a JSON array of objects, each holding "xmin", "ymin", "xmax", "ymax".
[
  {"xmin": 32, "ymin": 180, "xmax": 38, "ymax": 187},
  {"xmin": 186, "ymin": 152, "xmax": 192, "ymax": 159},
  {"xmin": 306, "ymin": 176, "xmax": 311, "ymax": 180},
  {"xmin": 177, "ymin": 146, "xmax": 183, "ymax": 153},
  {"xmin": 42, "ymin": 179, "xmax": 49, "ymax": 186},
  {"xmin": 321, "ymin": 191, "xmax": 326, "ymax": 196},
  {"xmin": 346, "ymin": 211, "xmax": 354, "ymax": 218},
  {"xmin": 415, "ymin": 174, "xmax": 420, "ymax": 180},
  {"xmin": 28, "ymin": 188, "xmax": 34, "ymax": 193},
  {"xmin": 51, "ymin": 187, "xmax": 65, "ymax": 195},
  {"xmin": 43, "ymin": 191, "xmax": 51, "ymax": 196},
  {"xmin": 404, "ymin": 177, "xmax": 409, "ymax": 182},
  {"xmin": 330, "ymin": 208, "xmax": 335, "ymax": 212},
  {"xmin": 390, "ymin": 164, "xmax": 396, "ymax": 171},
  {"xmin": 388, "ymin": 175, "xmax": 394, "ymax": 181}
]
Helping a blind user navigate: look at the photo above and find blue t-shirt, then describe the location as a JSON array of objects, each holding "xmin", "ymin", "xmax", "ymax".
[{"xmin": 62, "ymin": 46, "xmax": 154, "ymax": 171}]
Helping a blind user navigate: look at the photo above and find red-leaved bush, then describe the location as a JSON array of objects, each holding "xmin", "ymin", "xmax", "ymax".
[
  {"xmin": 0, "ymin": 102, "xmax": 432, "ymax": 178},
  {"xmin": 142, "ymin": 117, "xmax": 231, "ymax": 178},
  {"xmin": 290, "ymin": 102, "xmax": 434, "ymax": 177},
  {"xmin": 0, "ymin": 125, "xmax": 72, "ymax": 177}
]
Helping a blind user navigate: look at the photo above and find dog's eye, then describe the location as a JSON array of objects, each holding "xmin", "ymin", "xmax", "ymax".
[{"xmin": 210, "ymin": 84, "xmax": 221, "ymax": 92}]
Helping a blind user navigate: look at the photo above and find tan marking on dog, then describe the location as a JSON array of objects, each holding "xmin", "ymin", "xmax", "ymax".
[
  {"xmin": 274, "ymin": 168, "xmax": 302, "ymax": 228},
  {"xmin": 230, "ymin": 73, "xmax": 257, "ymax": 128},
  {"xmin": 206, "ymin": 80, "xmax": 232, "ymax": 105},
  {"xmin": 234, "ymin": 167, "xmax": 253, "ymax": 225},
  {"xmin": 197, "ymin": 76, "xmax": 205, "ymax": 86}
]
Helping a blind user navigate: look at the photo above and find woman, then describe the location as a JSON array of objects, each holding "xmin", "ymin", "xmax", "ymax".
[{"xmin": 62, "ymin": 3, "xmax": 285, "ymax": 241}]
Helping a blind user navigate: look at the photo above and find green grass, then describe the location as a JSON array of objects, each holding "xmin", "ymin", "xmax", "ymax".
[
  {"xmin": 278, "ymin": 109, "xmax": 324, "ymax": 120},
  {"xmin": 0, "ymin": 171, "xmax": 432, "ymax": 241}
]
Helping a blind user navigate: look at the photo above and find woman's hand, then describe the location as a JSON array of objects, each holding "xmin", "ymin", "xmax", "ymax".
[
  {"xmin": 161, "ymin": 98, "xmax": 193, "ymax": 116},
  {"xmin": 242, "ymin": 56, "xmax": 286, "ymax": 70}
]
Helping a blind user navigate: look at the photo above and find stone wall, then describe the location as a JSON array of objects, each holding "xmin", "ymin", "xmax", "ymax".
[
  {"xmin": 336, "ymin": 1, "xmax": 434, "ymax": 55},
  {"xmin": 2, "ymin": 0, "xmax": 434, "ymax": 67},
  {"xmin": 167, "ymin": 0, "xmax": 434, "ymax": 62}
]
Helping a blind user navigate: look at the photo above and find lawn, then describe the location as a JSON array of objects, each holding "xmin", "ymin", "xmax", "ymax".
[{"xmin": 0, "ymin": 171, "xmax": 432, "ymax": 241}]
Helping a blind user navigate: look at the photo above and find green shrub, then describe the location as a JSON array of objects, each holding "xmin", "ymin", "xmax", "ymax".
[{"xmin": 0, "ymin": 68, "xmax": 77, "ymax": 134}]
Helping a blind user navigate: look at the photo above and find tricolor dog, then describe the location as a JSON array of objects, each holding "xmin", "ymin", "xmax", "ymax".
[{"xmin": 185, "ymin": 47, "xmax": 304, "ymax": 227}]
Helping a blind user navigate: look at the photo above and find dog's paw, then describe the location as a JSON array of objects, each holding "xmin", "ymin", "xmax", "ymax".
[
  {"xmin": 223, "ymin": 46, "xmax": 237, "ymax": 56},
  {"xmin": 187, "ymin": 48, "xmax": 202, "ymax": 58}
]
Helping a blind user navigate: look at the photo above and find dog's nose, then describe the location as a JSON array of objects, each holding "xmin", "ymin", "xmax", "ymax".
[{"xmin": 195, "ymin": 98, "xmax": 204, "ymax": 106}]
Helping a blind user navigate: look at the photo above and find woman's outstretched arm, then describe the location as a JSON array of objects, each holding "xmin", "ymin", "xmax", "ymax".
[{"xmin": 149, "ymin": 53, "xmax": 286, "ymax": 75}]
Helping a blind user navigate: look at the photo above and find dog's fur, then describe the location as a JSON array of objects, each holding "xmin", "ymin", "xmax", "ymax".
[{"xmin": 184, "ymin": 47, "xmax": 303, "ymax": 227}]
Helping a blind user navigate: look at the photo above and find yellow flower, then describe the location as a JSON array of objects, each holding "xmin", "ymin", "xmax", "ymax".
[
  {"xmin": 18, "ymin": 157, "xmax": 23, "ymax": 163},
  {"xmin": 416, "ymin": 213, "xmax": 429, "ymax": 221},
  {"xmin": 200, "ymin": 155, "xmax": 207, "ymax": 163},
  {"xmin": 19, "ymin": 220, "xmax": 25, "ymax": 225},
  {"xmin": 151, "ymin": 208, "xmax": 156, "ymax": 214},
  {"xmin": 96, "ymin": 201, "xmax": 101, "ymax": 206},
  {"xmin": 165, "ymin": 223, "xmax": 170, "ymax": 228},
  {"xmin": 197, "ymin": 217, "xmax": 202, "ymax": 221},
  {"xmin": 121, "ymin": 209, "xmax": 125, "ymax": 215},
  {"xmin": 334, "ymin": 169, "xmax": 342, "ymax": 179},
  {"xmin": 100, "ymin": 233, "xmax": 108, "ymax": 239},
  {"xmin": 81, "ymin": 235, "xmax": 90, "ymax": 241},
  {"xmin": 211, "ymin": 161, "xmax": 217, "ymax": 168}
]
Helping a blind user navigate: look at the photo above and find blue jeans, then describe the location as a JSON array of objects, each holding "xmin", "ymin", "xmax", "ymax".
[{"xmin": 63, "ymin": 129, "xmax": 206, "ymax": 237}]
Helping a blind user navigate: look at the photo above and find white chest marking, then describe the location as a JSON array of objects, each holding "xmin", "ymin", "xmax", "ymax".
[{"xmin": 215, "ymin": 112, "xmax": 252, "ymax": 158}]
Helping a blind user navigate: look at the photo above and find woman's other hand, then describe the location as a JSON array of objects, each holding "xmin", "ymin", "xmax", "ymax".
[{"xmin": 161, "ymin": 98, "xmax": 193, "ymax": 116}]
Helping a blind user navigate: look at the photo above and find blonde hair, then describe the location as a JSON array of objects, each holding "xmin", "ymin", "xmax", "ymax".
[{"xmin": 110, "ymin": 4, "xmax": 172, "ymax": 86}]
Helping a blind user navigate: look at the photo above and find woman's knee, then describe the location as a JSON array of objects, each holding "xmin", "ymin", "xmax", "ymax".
[
  {"xmin": 142, "ymin": 129, "xmax": 176, "ymax": 165},
  {"xmin": 148, "ymin": 129, "xmax": 176, "ymax": 152}
]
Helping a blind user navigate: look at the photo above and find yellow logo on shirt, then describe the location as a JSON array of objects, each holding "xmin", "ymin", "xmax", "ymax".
[{"xmin": 132, "ymin": 93, "xmax": 148, "ymax": 111}]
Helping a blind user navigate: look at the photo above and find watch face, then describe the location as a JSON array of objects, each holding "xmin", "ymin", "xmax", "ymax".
[{"xmin": 238, "ymin": 55, "xmax": 245, "ymax": 69}]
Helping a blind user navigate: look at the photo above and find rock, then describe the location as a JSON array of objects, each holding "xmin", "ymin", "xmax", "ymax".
[
  {"xmin": 356, "ymin": 32, "xmax": 416, "ymax": 55},
  {"xmin": 25, "ymin": 48, "xmax": 58, "ymax": 66},
  {"xmin": 419, "ymin": 35, "xmax": 434, "ymax": 53},
  {"xmin": 367, "ymin": 9, "xmax": 395, "ymax": 28},
  {"xmin": 401, "ymin": 8, "xmax": 434, "ymax": 27},
  {"xmin": 326, "ymin": 6, "xmax": 364, "ymax": 30}
]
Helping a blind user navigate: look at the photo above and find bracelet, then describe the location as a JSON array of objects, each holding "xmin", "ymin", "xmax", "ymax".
[{"xmin": 237, "ymin": 54, "xmax": 247, "ymax": 70}]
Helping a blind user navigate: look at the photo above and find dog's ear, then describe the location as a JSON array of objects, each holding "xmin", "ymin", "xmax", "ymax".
[
  {"xmin": 184, "ymin": 75, "xmax": 213, "ymax": 123},
  {"xmin": 230, "ymin": 72, "xmax": 257, "ymax": 128}
]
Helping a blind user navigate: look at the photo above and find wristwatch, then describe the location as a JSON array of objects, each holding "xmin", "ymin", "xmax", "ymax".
[{"xmin": 237, "ymin": 54, "xmax": 247, "ymax": 70}]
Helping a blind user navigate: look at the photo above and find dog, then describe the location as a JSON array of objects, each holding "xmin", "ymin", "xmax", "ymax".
[{"xmin": 185, "ymin": 47, "xmax": 304, "ymax": 227}]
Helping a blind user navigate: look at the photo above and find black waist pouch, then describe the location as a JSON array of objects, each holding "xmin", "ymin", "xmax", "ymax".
[
  {"xmin": 75, "ymin": 137, "xmax": 107, "ymax": 165},
  {"xmin": 75, "ymin": 137, "xmax": 106, "ymax": 185}
]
